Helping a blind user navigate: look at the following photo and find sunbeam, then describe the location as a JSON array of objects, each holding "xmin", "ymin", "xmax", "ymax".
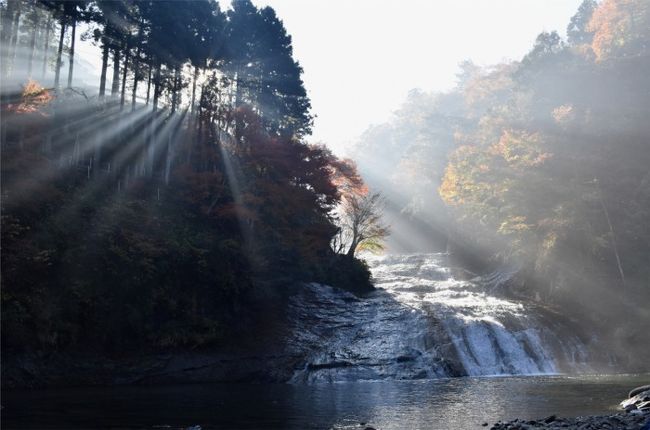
[{"xmin": 2, "ymin": 1, "xmax": 649, "ymax": 428}]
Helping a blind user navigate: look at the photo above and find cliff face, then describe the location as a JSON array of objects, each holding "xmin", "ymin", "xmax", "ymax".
[{"xmin": 7, "ymin": 254, "xmax": 634, "ymax": 389}]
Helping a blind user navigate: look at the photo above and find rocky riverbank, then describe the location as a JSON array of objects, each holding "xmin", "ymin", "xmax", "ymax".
[{"xmin": 488, "ymin": 385, "xmax": 650, "ymax": 429}]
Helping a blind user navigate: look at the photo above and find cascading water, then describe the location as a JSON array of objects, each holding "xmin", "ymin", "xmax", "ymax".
[{"xmin": 289, "ymin": 253, "xmax": 589, "ymax": 383}]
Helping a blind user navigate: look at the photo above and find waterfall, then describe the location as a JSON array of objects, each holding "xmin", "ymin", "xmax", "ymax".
[{"xmin": 289, "ymin": 253, "xmax": 589, "ymax": 383}]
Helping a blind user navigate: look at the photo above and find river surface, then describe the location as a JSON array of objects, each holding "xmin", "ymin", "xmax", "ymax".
[{"xmin": 2, "ymin": 374, "xmax": 646, "ymax": 429}]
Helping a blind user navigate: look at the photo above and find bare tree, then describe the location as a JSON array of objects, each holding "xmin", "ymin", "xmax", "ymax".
[{"xmin": 333, "ymin": 192, "xmax": 389, "ymax": 258}]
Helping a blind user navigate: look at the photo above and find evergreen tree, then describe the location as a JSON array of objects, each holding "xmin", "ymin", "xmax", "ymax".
[{"xmin": 567, "ymin": 0, "xmax": 598, "ymax": 46}]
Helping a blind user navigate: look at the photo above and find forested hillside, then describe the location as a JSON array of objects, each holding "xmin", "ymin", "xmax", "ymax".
[
  {"xmin": 1, "ymin": 0, "xmax": 374, "ymax": 354},
  {"xmin": 353, "ymin": 0, "xmax": 650, "ymax": 350}
]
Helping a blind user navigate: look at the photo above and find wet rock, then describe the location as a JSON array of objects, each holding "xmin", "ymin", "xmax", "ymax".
[
  {"xmin": 621, "ymin": 388, "xmax": 650, "ymax": 412},
  {"xmin": 625, "ymin": 403, "xmax": 638, "ymax": 412},
  {"xmin": 488, "ymin": 389, "xmax": 650, "ymax": 429},
  {"xmin": 638, "ymin": 401, "xmax": 650, "ymax": 411},
  {"xmin": 489, "ymin": 411, "xmax": 649, "ymax": 429},
  {"xmin": 543, "ymin": 414, "xmax": 556, "ymax": 423}
]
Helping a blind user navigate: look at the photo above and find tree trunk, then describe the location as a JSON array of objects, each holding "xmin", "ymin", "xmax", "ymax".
[
  {"xmin": 171, "ymin": 64, "xmax": 181, "ymax": 113},
  {"xmin": 234, "ymin": 66, "xmax": 243, "ymax": 108},
  {"xmin": 234, "ymin": 66, "xmax": 244, "ymax": 139},
  {"xmin": 346, "ymin": 240, "xmax": 358, "ymax": 258},
  {"xmin": 41, "ymin": 15, "xmax": 52, "ymax": 80},
  {"xmin": 27, "ymin": 13, "xmax": 39, "ymax": 78},
  {"xmin": 131, "ymin": 24, "xmax": 142, "ymax": 111},
  {"xmin": 131, "ymin": 63, "xmax": 139, "ymax": 111},
  {"xmin": 152, "ymin": 61, "xmax": 161, "ymax": 111},
  {"xmin": 597, "ymin": 180, "xmax": 626, "ymax": 290},
  {"xmin": 111, "ymin": 45, "xmax": 121, "ymax": 96},
  {"xmin": 145, "ymin": 63, "xmax": 152, "ymax": 105},
  {"xmin": 0, "ymin": 0, "xmax": 16, "ymax": 78},
  {"xmin": 346, "ymin": 225, "xmax": 360, "ymax": 258},
  {"xmin": 99, "ymin": 40, "xmax": 109, "ymax": 98},
  {"xmin": 197, "ymin": 81, "xmax": 206, "ymax": 133},
  {"xmin": 120, "ymin": 41, "xmax": 130, "ymax": 108},
  {"xmin": 66, "ymin": 14, "xmax": 76, "ymax": 88},
  {"xmin": 191, "ymin": 65, "xmax": 199, "ymax": 114},
  {"xmin": 54, "ymin": 16, "xmax": 66, "ymax": 88},
  {"xmin": 7, "ymin": 0, "xmax": 22, "ymax": 78}
]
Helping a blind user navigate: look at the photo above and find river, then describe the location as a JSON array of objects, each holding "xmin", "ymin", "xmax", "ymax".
[{"xmin": 2, "ymin": 374, "xmax": 645, "ymax": 429}]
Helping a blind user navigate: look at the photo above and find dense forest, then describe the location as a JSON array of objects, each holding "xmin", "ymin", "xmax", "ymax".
[
  {"xmin": 352, "ymin": 0, "xmax": 650, "ymax": 356},
  {"xmin": 1, "ymin": 0, "xmax": 378, "ymax": 354}
]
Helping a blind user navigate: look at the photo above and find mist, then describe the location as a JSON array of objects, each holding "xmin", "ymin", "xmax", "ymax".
[
  {"xmin": 1, "ymin": 1, "xmax": 649, "ymax": 428},
  {"xmin": 349, "ymin": 1, "xmax": 650, "ymax": 370}
]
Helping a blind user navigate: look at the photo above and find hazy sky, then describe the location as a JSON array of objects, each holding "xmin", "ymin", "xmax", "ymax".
[
  {"xmin": 245, "ymin": 0, "xmax": 583, "ymax": 154},
  {"xmin": 73, "ymin": 0, "xmax": 584, "ymax": 154}
]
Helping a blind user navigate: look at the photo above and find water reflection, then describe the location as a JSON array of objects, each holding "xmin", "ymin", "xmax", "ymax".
[{"xmin": 2, "ymin": 374, "xmax": 643, "ymax": 429}]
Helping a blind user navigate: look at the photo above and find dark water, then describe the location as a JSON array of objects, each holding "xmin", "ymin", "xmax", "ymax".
[{"xmin": 2, "ymin": 374, "xmax": 647, "ymax": 429}]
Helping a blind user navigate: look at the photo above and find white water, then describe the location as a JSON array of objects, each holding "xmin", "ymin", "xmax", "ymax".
[{"xmin": 290, "ymin": 253, "xmax": 589, "ymax": 383}]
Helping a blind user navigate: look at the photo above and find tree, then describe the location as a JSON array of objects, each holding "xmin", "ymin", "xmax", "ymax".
[
  {"xmin": 138, "ymin": 1, "xmax": 183, "ymax": 110},
  {"xmin": 255, "ymin": 6, "xmax": 312, "ymax": 136},
  {"xmin": 1, "ymin": 0, "xmax": 23, "ymax": 79},
  {"xmin": 587, "ymin": 0, "xmax": 650, "ymax": 61},
  {"xmin": 65, "ymin": 1, "xmax": 88, "ymax": 88},
  {"xmin": 1, "ymin": 0, "xmax": 382, "ymax": 363},
  {"xmin": 186, "ymin": 0, "xmax": 226, "ymax": 114},
  {"xmin": 91, "ymin": 1, "xmax": 132, "ymax": 98},
  {"xmin": 335, "ymin": 192, "xmax": 389, "ymax": 258},
  {"xmin": 567, "ymin": 0, "xmax": 598, "ymax": 46},
  {"xmin": 39, "ymin": 0, "xmax": 82, "ymax": 87},
  {"xmin": 21, "ymin": 2, "xmax": 43, "ymax": 78},
  {"xmin": 40, "ymin": 12, "xmax": 53, "ymax": 80},
  {"xmin": 225, "ymin": 0, "xmax": 312, "ymax": 137}
]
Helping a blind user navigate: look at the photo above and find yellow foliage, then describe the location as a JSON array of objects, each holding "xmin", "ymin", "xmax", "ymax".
[
  {"xmin": 7, "ymin": 80, "xmax": 53, "ymax": 115},
  {"xmin": 552, "ymin": 104, "xmax": 576, "ymax": 125},
  {"xmin": 463, "ymin": 64, "xmax": 516, "ymax": 108},
  {"xmin": 498, "ymin": 216, "xmax": 532, "ymax": 235},
  {"xmin": 491, "ymin": 130, "xmax": 552, "ymax": 168},
  {"xmin": 439, "ymin": 145, "xmax": 496, "ymax": 206},
  {"xmin": 439, "ymin": 164, "xmax": 462, "ymax": 204},
  {"xmin": 588, "ymin": 0, "xmax": 650, "ymax": 61}
]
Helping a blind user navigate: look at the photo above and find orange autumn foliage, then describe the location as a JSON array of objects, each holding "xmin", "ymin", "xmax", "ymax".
[
  {"xmin": 5, "ymin": 80, "xmax": 53, "ymax": 115},
  {"xmin": 588, "ymin": 0, "xmax": 650, "ymax": 61}
]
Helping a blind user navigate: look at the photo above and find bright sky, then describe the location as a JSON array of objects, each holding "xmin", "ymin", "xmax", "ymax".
[
  {"xmin": 247, "ymin": 0, "xmax": 583, "ymax": 154},
  {"xmin": 76, "ymin": 0, "xmax": 583, "ymax": 154}
]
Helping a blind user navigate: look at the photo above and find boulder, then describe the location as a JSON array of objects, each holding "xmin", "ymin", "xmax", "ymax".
[{"xmin": 621, "ymin": 388, "xmax": 650, "ymax": 412}]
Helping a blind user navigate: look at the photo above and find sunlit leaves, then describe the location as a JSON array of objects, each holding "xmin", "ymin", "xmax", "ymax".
[
  {"xmin": 491, "ymin": 130, "xmax": 552, "ymax": 169},
  {"xmin": 551, "ymin": 104, "xmax": 576, "ymax": 126},
  {"xmin": 6, "ymin": 79, "xmax": 53, "ymax": 115},
  {"xmin": 588, "ymin": 0, "xmax": 650, "ymax": 61}
]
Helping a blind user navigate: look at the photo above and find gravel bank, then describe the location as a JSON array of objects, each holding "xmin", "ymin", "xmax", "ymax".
[{"xmin": 489, "ymin": 385, "xmax": 650, "ymax": 430}]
